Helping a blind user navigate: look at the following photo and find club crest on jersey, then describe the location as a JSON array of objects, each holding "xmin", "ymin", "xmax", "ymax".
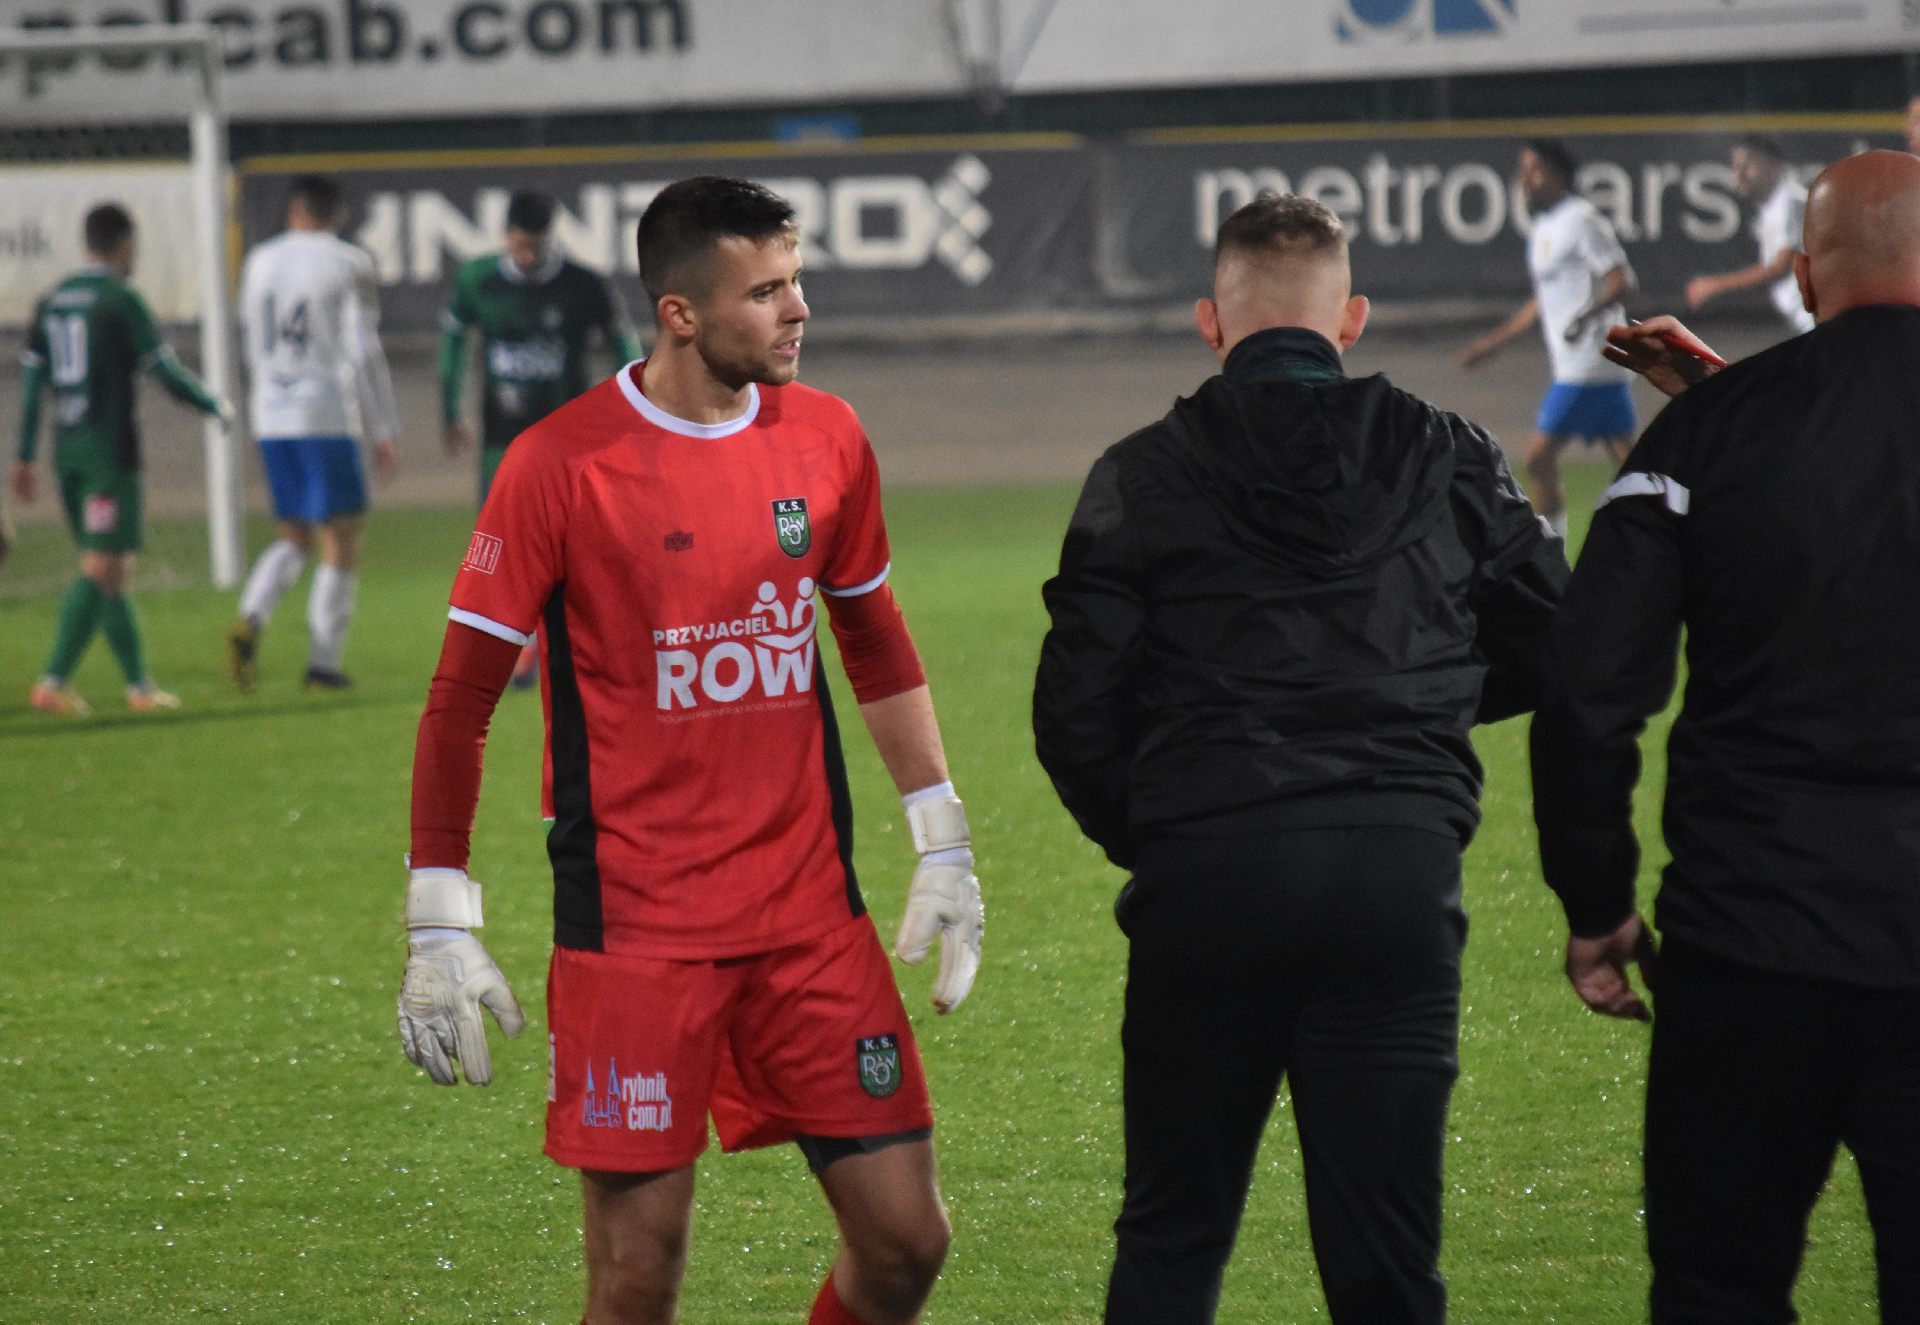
[
  {"xmin": 857, "ymin": 1034, "xmax": 902, "ymax": 1099},
  {"xmin": 773, "ymin": 497, "xmax": 811, "ymax": 558}
]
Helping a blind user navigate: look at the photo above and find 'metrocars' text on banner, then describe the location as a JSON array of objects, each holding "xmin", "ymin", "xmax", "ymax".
[
  {"xmin": 219, "ymin": 126, "xmax": 1887, "ymax": 334},
  {"xmin": 2, "ymin": 125, "xmax": 1891, "ymax": 330}
]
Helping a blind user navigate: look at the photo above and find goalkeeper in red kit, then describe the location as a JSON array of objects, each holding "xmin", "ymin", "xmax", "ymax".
[{"xmin": 397, "ymin": 176, "xmax": 983, "ymax": 1325}]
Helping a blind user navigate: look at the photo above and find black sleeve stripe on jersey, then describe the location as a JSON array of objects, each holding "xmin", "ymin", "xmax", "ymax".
[
  {"xmin": 813, "ymin": 676, "xmax": 866, "ymax": 923},
  {"xmin": 543, "ymin": 584, "xmax": 607, "ymax": 953}
]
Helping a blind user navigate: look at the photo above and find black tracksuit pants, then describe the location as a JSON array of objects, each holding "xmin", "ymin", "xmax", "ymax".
[
  {"xmin": 1646, "ymin": 942, "xmax": 1920, "ymax": 1324},
  {"xmin": 1105, "ymin": 824, "xmax": 1466, "ymax": 1325}
]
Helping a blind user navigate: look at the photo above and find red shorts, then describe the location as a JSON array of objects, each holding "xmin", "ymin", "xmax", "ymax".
[{"xmin": 544, "ymin": 914, "xmax": 934, "ymax": 1172}]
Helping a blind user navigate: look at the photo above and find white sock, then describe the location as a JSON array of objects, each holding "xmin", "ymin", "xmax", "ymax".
[
  {"xmin": 238, "ymin": 539, "xmax": 307, "ymax": 626},
  {"xmin": 307, "ymin": 564, "xmax": 357, "ymax": 672},
  {"xmin": 1546, "ymin": 509, "xmax": 1569, "ymax": 540}
]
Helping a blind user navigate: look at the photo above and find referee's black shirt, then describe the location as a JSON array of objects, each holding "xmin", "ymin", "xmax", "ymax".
[{"xmin": 1532, "ymin": 304, "xmax": 1920, "ymax": 989}]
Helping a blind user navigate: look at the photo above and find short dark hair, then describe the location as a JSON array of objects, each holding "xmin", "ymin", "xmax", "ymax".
[
  {"xmin": 83, "ymin": 203, "xmax": 134, "ymax": 257},
  {"xmin": 1524, "ymin": 138, "xmax": 1579, "ymax": 186},
  {"xmin": 506, "ymin": 189, "xmax": 556, "ymax": 236},
  {"xmin": 1736, "ymin": 132, "xmax": 1787, "ymax": 163},
  {"xmin": 636, "ymin": 176, "xmax": 797, "ymax": 306},
  {"xmin": 1215, "ymin": 193, "xmax": 1347, "ymax": 263},
  {"xmin": 287, "ymin": 174, "xmax": 343, "ymax": 225}
]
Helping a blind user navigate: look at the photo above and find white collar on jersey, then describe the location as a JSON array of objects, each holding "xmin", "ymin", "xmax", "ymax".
[
  {"xmin": 498, "ymin": 251, "xmax": 566, "ymax": 285},
  {"xmin": 616, "ymin": 360, "xmax": 761, "ymax": 439}
]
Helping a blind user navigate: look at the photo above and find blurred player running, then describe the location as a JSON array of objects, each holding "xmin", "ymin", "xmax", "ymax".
[
  {"xmin": 398, "ymin": 177, "xmax": 982, "ymax": 1325},
  {"xmin": 228, "ymin": 175, "xmax": 401, "ymax": 692},
  {"xmin": 438, "ymin": 189, "xmax": 641, "ymax": 689},
  {"xmin": 1683, "ymin": 134, "xmax": 1815, "ymax": 336},
  {"xmin": 1460, "ymin": 139, "xmax": 1637, "ymax": 538},
  {"xmin": 12, "ymin": 203, "xmax": 228, "ymax": 715}
]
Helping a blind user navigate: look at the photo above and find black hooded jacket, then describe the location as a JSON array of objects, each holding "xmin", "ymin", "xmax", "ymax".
[{"xmin": 1033, "ymin": 327, "xmax": 1568, "ymax": 867}]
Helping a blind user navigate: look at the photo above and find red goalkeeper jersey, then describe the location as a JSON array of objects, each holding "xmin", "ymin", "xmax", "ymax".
[{"xmin": 446, "ymin": 362, "xmax": 894, "ymax": 959}]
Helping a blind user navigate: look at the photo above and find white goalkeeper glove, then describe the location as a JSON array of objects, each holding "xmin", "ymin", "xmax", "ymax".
[
  {"xmin": 894, "ymin": 784, "xmax": 983, "ymax": 1014},
  {"xmin": 397, "ymin": 867, "xmax": 527, "ymax": 1086}
]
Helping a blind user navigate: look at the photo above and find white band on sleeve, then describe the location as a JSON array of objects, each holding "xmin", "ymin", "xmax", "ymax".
[
  {"xmin": 1597, "ymin": 471, "xmax": 1690, "ymax": 516},
  {"xmin": 821, "ymin": 564, "xmax": 891, "ymax": 598},
  {"xmin": 406, "ymin": 869, "xmax": 485, "ymax": 929},
  {"xmin": 448, "ymin": 607, "xmax": 534, "ymax": 647},
  {"xmin": 905, "ymin": 790, "xmax": 970, "ymax": 854}
]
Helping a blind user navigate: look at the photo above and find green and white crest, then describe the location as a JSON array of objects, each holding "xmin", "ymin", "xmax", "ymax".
[
  {"xmin": 772, "ymin": 497, "xmax": 811, "ymax": 558},
  {"xmin": 857, "ymin": 1034, "xmax": 901, "ymax": 1098}
]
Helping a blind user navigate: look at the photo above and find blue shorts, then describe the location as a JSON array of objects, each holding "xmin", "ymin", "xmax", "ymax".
[
  {"xmin": 259, "ymin": 435, "xmax": 368, "ymax": 523},
  {"xmin": 1536, "ymin": 382, "xmax": 1636, "ymax": 442}
]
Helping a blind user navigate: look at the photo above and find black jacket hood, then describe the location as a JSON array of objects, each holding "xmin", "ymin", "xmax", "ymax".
[{"xmin": 1169, "ymin": 327, "xmax": 1454, "ymax": 577}]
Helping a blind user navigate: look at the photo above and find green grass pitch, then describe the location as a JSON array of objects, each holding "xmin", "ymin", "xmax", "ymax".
[{"xmin": 0, "ymin": 472, "xmax": 1878, "ymax": 1322}]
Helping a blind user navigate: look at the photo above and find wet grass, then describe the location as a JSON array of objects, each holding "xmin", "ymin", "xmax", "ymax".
[{"xmin": 0, "ymin": 475, "xmax": 1875, "ymax": 1322}]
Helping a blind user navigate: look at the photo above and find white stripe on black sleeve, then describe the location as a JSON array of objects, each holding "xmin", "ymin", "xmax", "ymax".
[{"xmin": 1597, "ymin": 472, "xmax": 1690, "ymax": 516}]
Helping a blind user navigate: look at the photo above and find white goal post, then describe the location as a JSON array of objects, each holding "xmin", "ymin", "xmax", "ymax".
[{"xmin": 0, "ymin": 25, "xmax": 241, "ymax": 588}]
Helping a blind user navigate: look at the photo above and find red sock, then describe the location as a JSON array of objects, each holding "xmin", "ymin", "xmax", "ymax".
[{"xmin": 807, "ymin": 1271, "xmax": 869, "ymax": 1325}]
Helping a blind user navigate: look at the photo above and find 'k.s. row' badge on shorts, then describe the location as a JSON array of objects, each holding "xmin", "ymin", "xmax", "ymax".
[
  {"xmin": 773, "ymin": 497, "xmax": 811, "ymax": 558},
  {"xmin": 857, "ymin": 1033, "xmax": 901, "ymax": 1098}
]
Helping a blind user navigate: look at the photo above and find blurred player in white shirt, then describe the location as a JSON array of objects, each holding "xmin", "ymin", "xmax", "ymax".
[
  {"xmin": 229, "ymin": 175, "xmax": 400, "ymax": 691},
  {"xmin": 1683, "ymin": 134, "xmax": 1814, "ymax": 337},
  {"xmin": 1460, "ymin": 139, "xmax": 1637, "ymax": 538}
]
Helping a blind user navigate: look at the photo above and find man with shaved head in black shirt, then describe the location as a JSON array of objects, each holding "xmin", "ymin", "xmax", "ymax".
[{"xmin": 1534, "ymin": 149, "xmax": 1920, "ymax": 1323}]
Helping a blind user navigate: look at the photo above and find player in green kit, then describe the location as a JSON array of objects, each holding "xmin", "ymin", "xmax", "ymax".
[
  {"xmin": 12, "ymin": 203, "xmax": 228, "ymax": 715},
  {"xmin": 440, "ymin": 189, "xmax": 642, "ymax": 499},
  {"xmin": 439, "ymin": 188, "xmax": 641, "ymax": 687}
]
